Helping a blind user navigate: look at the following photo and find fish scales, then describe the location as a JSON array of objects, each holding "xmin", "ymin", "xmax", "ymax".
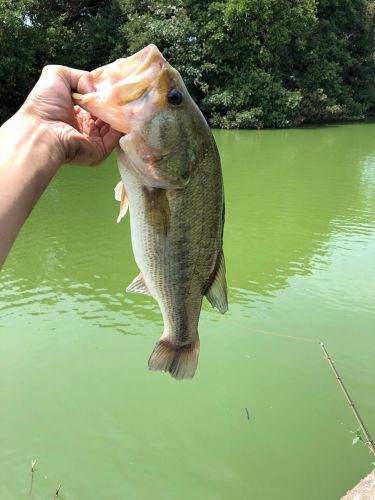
[
  {"xmin": 119, "ymin": 134, "xmax": 223, "ymax": 343},
  {"xmin": 72, "ymin": 44, "xmax": 227, "ymax": 379}
]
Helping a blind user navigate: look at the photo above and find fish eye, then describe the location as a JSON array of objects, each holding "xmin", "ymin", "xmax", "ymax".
[{"xmin": 167, "ymin": 89, "xmax": 183, "ymax": 106}]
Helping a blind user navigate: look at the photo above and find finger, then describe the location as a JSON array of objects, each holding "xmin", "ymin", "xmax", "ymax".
[
  {"xmin": 77, "ymin": 72, "xmax": 96, "ymax": 94},
  {"xmin": 95, "ymin": 118, "xmax": 106, "ymax": 128},
  {"xmin": 59, "ymin": 66, "xmax": 94, "ymax": 93},
  {"xmin": 76, "ymin": 106, "xmax": 98, "ymax": 125},
  {"xmin": 41, "ymin": 65, "xmax": 88, "ymax": 91},
  {"xmin": 69, "ymin": 127, "xmax": 122, "ymax": 167},
  {"xmin": 102, "ymin": 127, "xmax": 122, "ymax": 151},
  {"xmin": 75, "ymin": 107, "xmax": 100, "ymax": 137},
  {"xmin": 99, "ymin": 123, "xmax": 110, "ymax": 137}
]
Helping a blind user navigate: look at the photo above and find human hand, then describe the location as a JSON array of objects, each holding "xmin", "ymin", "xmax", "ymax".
[
  {"xmin": 19, "ymin": 65, "xmax": 122, "ymax": 167},
  {"xmin": 0, "ymin": 65, "xmax": 123, "ymax": 266}
]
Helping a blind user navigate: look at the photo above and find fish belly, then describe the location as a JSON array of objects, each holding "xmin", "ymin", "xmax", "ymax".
[{"xmin": 118, "ymin": 150, "xmax": 223, "ymax": 378}]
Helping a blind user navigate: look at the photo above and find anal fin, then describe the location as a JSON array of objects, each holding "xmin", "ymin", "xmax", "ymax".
[
  {"xmin": 205, "ymin": 250, "xmax": 228, "ymax": 313},
  {"xmin": 126, "ymin": 272, "xmax": 150, "ymax": 295}
]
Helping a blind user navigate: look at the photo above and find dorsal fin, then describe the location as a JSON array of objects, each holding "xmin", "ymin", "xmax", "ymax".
[
  {"xmin": 114, "ymin": 180, "xmax": 128, "ymax": 223},
  {"xmin": 205, "ymin": 251, "xmax": 228, "ymax": 313},
  {"xmin": 126, "ymin": 272, "xmax": 150, "ymax": 295}
]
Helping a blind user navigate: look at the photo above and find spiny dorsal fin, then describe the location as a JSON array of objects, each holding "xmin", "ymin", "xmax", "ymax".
[
  {"xmin": 126, "ymin": 272, "xmax": 150, "ymax": 295},
  {"xmin": 114, "ymin": 180, "xmax": 128, "ymax": 223},
  {"xmin": 205, "ymin": 250, "xmax": 228, "ymax": 314}
]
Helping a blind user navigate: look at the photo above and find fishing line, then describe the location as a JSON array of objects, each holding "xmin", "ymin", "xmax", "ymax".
[{"xmin": 221, "ymin": 315, "xmax": 375, "ymax": 455}]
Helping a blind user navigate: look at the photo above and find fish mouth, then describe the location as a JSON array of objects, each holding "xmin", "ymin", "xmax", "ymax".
[{"xmin": 72, "ymin": 44, "xmax": 167, "ymax": 133}]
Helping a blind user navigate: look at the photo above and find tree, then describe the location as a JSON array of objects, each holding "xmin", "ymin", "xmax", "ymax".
[
  {"xmin": 0, "ymin": 0, "xmax": 39, "ymax": 121},
  {"xmin": 114, "ymin": 0, "xmax": 209, "ymax": 100},
  {"xmin": 0, "ymin": 0, "xmax": 123, "ymax": 121},
  {"xmin": 0, "ymin": 0, "xmax": 374, "ymax": 127},
  {"xmin": 297, "ymin": 0, "xmax": 375, "ymax": 121}
]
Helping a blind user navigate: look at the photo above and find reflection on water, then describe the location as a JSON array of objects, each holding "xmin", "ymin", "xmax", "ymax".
[
  {"xmin": 1, "ymin": 122, "xmax": 375, "ymax": 500},
  {"xmin": 0, "ymin": 276, "xmax": 161, "ymax": 334},
  {"xmin": 2, "ymin": 124, "xmax": 375, "ymax": 316},
  {"xmin": 215, "ymin": 125, "xmax": 375, "ymax": 307}
]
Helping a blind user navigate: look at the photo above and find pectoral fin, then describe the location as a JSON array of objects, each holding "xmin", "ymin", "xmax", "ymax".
[
  {"xmin": 143, "ymin": 187, "xmax": 170, "ymax": 235},
  {"xmin": 205, "ymin": 251, "xmax": 228, "ymax": 313},
  {"xmin": 126, "ymin": 272, "xmax": 150, "ymax": 295},
  {"xmin": 114, "ymin": 180, "xmax": 128, "ymax": 223}
]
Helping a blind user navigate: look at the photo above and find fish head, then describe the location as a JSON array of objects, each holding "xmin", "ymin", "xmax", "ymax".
[{"xmin": 73, "ymin": 45, "xmax": 206, "ymax": 188}]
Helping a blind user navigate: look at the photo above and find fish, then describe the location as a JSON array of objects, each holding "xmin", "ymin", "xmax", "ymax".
[{"xmin": 73, "ymin": 44, "xmax": 227, "ymax": 379}]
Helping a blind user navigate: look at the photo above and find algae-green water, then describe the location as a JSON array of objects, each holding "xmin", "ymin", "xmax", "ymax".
[{"xmin": 1, "ymin": 123, "xmax": 374, "ymax": 499}]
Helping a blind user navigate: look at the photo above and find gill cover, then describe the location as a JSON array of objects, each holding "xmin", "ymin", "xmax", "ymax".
[{"xmin": 73, "ymin": 44, "xmax": 195, "ymax": 188}]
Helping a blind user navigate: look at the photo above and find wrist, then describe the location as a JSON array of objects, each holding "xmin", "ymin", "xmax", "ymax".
[{"xmin": 1, "ymin": 111, "xmax": 65, "ymax": 176}]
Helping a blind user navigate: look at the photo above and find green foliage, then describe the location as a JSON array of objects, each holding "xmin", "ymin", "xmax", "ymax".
[
  {"xmin": 350, "ymin": 428, "xmax": 364, "ymax": 446},
  {"xmin": 296, "ymin": 0, "xmax": 375, "ymax": 123},
  {"xmin": 0, "ymin": 0, "xmax": 123, "ymax": 121},
  {"xmin": 201, "ymin": 69, "xmax": 303, "ymax": 128},
  {"xmin": 21, "ymin": 0, "xmax": 124, "ymax": 68},
  {"xmin": 0, "ymin": 0, "xmax": 38, "ymax": 121},
  {"xmin": 114, "ymin": 1, "xmax": 211, "ymax": 99},
  {"xmin": 0, "ymin": 0, "xmax": 374, "ymax": 127}
]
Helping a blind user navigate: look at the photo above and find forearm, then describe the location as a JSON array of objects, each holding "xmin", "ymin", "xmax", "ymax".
[{"xmin": 0, "ymin": 112, "xmax": 63, "ymax": 266}]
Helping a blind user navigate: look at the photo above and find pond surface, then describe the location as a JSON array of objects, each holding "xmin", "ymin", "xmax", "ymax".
[{"xmin": 1, "ymin": 122, "xmax": 374, "ymax": 499}]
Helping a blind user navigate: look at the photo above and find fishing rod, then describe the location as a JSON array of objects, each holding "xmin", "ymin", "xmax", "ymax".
[
  {"xmin": 224, "ymin": 316, "xmax": 375, "ymax": 455},
  {"xmin": 320, "ymin": 342, "xmax": 375, "ymax": 456}
]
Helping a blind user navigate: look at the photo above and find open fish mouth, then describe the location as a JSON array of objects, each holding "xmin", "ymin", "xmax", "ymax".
[{"xmin": 72, "ymin": 44, "xmax": 168, "ymax": 133}]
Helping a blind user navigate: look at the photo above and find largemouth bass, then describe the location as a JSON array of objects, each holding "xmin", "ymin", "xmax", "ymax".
[{"xmin": 73, "ymin": 45, "xmax": 227, "ymax": 379}]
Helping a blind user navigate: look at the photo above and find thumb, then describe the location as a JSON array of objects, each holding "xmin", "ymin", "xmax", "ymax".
[{"xmin": 41, "ymin": 65, "xmax": 96, "ymax": 94}]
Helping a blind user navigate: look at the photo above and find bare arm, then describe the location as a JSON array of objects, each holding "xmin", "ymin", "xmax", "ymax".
[{"xmin": 0, "ymin": 65, "xmax": 121, "ymax": 267}]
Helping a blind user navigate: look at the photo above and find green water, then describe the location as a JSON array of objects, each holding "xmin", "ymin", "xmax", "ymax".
[{"xmin": 1, "ymin": 123, "xmax": 374, "ymax": 499}]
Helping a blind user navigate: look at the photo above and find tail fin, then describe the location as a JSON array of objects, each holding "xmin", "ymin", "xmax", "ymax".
[{"xmin": 148, "ymin": 338, "xmax": 200, "ymax": 380}]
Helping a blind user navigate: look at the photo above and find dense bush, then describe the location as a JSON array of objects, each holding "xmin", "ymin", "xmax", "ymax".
[{"xmin": 0, "ymin": 0, "xmax": 374, "ymax": 127}]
